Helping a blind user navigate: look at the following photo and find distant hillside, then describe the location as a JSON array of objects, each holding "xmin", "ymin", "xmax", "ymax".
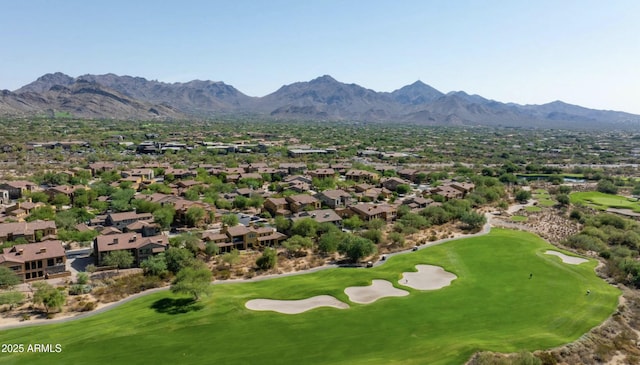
[
  {"xmin": 2, "ymin": 72, "xmax": 639, "ymax": 129},
  {"xmin": 3, "ymin": 78, "xmax": 183, "ymax": 120}
]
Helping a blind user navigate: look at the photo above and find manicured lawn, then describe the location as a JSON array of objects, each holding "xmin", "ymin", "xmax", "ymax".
[
  {"xmin": 570, "ymin": 191, "xmax": 640, "ymax": 212},
  {"xmin": 0, "ymin": 229, "xmax": 618, "ymax": 365},
  {"xmin": 525, "ymin": 206, "xmax": 542, "ymax": 213},
  {"xmin": 511, "ymin": 215, "xmax": 528, "ymax": 222}
]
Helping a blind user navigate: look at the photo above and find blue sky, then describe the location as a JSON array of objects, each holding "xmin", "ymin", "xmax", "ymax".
[{"xmin": 2, "ymin": 0, "xmax": 639, "ymax": 113}]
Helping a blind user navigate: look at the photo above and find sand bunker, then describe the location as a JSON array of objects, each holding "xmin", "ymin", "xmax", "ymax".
[
  {"xmin": 544, "ymin": 250, "xmax": 588, "ymax": 265},
  {"xmin": 344, "ymin": 279, "xmax": 409, "ymax": 304},
  {"xmin": 399, "ymin": 265, "xmax": 457, "ymax": 290},
  {"xmin": 245, "ymin": 295, "xmax": 349, "ymax": 314}
]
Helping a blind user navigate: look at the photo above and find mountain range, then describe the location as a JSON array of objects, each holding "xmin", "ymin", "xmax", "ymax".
[{"xmin": 1, "ymin": 72, "xmax": 638, "ymax": 129}]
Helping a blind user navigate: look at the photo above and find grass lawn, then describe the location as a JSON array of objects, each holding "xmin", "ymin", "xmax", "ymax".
[
  {"xmin": 0, "ymin": 229, "xmax": 619, "ymax": 365},
  {"xmin": 537, "ymin": 199, "xmax": 556, "ymax": 207},
  {"xmin": 571, "ymin": 191, "xmax": 640, "ymax": 212},
  {"xmin": 525, "ymin": 206, "xmax": 543, "ymax": 213},
  {"xmin": 511, "ymin": 215, "xmax": 528, "ymax": 222}
]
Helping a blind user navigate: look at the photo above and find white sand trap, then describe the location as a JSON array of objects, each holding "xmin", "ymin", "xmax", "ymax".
[
  {"xmin": 544, "ymin": 250, "xmax": 588, "ymax": 265},
  {"xmin": 245, "ymin": 295, "xmax": 349, "ymax": 314},
  {"xmin": 344, "ymin": 279, "xmax": 409, "ymax": 304},
  {"xmin": 399, "ymin": 265, "xmax": 457, "ymax": 290}
]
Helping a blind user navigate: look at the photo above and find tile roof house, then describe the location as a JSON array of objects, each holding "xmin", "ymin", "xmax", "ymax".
[
  {"xmin": 220, "ymin": 225, "xmax": 286, "ymax": 251},
  {"xmin": 347, "ymin": 203, "xmax": 398, "ymax": 222},
  {"xmin": 93, "ymin": 232, "xmax": 168, "ymax": 266},
  {"xmin": 315, "ymin": 189, "xmax": 352, "ymax": 209},
  {"xmin": 0, "ymin": 240, "xmax": 69, "ymax": 282},
  {"xmin": 105, "ymin": 212, "xmax": 154, "ymax": 230},
  {"xmin": 291, "ymin": 209, "xmax": 342, "ymax": 226},
  {"xmin": 264, "ymin": 197, "xmax": 291, "ymax": 216},
  {"xmin": 0, "ymin": 220, "xmax": 57, "ymax": 243},
  {"xmin": 285, "ymin": 194, "xmax": 321, "ymax": 213},
  {"xmin": 0, "ymin": 181, "xmax": 39, "ymax": 200}
]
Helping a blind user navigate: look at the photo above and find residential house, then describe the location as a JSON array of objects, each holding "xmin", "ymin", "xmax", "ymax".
[
  {"xmin": 93, "ymin": 232, "xmax": 168, "ymax": 266},
  {"xmin": 285, "ymin": 194, "xmax": 321, "ymax": 213},
  {"xmin": 45, "ymin": 185, "xmax": 86, "ymax": 203},
  {"xmin": 0, "ymin": 189, "xmax": 9, "ymax": 205},
  {"xmin": 450, "ymin": 182, "xmax": 476, "ymax": 197},
  {"xmin": 105, "ymin": 212, "xmax": 154, "ymax": 231},
  {"xmin": 88, "ymin": 162, "xmax": 116, "ymax": 176},
  {"xmin": 315, "ymin": 189, "xmax": 352, "ymax": 209},
  {"xmin": 430, "ymin": 185, "xmax": 464, "ymax": 200},
  {"xmin": 347, "ymin": 203, "xmax": 397, "ymax": 222},
  {"xmin": 309, "ymin": 168, "xmax": 336, "ymax": 180},
  {"xmin": 5, "ymin": 201, "xmax": 46, "ymax": 221},
  {"xmin": 345, "ymin": 170, "xmax": 379, "ymax": 183},
  {"xmin": 402, "ymin": 197, "xmax": 433, "ymax": 210},
  {"xmin": 291, "ymin": 209, "xmax": 342, "ymax": 226},
  {"xmin": 0, "ymin": 220, "xmax": 57, "ymax": 243},
  {"xmin": 397, "ymin": 169, "xmax": 418, "ymax": 182},
  {"xmin": 0, "ymin": 240, "xmax": 68, "ymax": 282},
  {"xmin": 381, "ymin": 177, "xmax": 411, "ymax": 192},
  {"xmin": 279, "ymin": 163, "xmax": 307, "ymax": 175},
  {"xmin": 264, "ymin": 197, "xmax": 290, "ymax": 216},
  {"xmin": 221, "ymin": 225, "xmax": 286, "ymax": 251},
  {"xmin": 122, "ymin": 169, "xmax": 154, "ymax": 181},
  {"xmin": 0, "ymin": 181, "xmax": 38, "ymax": 200}
]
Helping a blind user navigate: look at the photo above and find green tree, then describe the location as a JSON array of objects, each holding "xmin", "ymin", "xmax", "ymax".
[
  {"xmin": 460, "ymin": 211, "xmax": 487, "ymax": 230},
  {"xmin": 282, "ymin": 235, "xmax": 314, "ymax": 257},
  {"xmin": 52, "ymin": 193, "xmax": 71, "ymax": 207},
  {"xmin": 140, "ymin": 254, "xmax": 168, "ymax": 277},
  {"xmin": 0, "ymin": 266, "xmax": 20, "ymax": 289},
  {"xmin": 76, "ymin": 272, "xmax": 89, "ymax": 285},
  {"xmin": 256, "ymin": 248, "xmax": 277, "ymax": 270},
  {"xmin": 597, "ymin": 180, "xmax": 619, "ymax": 195},
  {"xmin": 170, "ymin": 263, "xmax": 212, "ymax": 301},
  {"xmin": 25, "ymin": 206, "xmax": 56, "ymax": 222},
  {"xmin": 153, "ymin": 206, "xmax": 176, "ymax": 230},
  {"xmin": 318, "ymin": 231, "xmax": 344, "ymax": 254},
  {"xmin": 515, "ymin": 189, "xmax": 531, "ymax": 203},
  {"xmin": 205, "ymin": 242, "xmax": 220, "ymax": 260},
  {"xmin": 32, "ymin": 281, "xmax": 66, "ymax": 313},
  {"xmin": 338, "ymin": 235, "xmax": 376, "ymax": 262},
  {"xmin": 274, "ymin": 215, "xmax": 291, "ymax": 232},
  {"xmin": 165, "ymin": 247, "xmax": 195, "ymax": 274},
  {"xmin": 557, "ymin": 194, "xmax": 570, "ymax": 206},
  {"xmin": 0, "ymin": 291, "xmax": 25, "ymax": 309},
  {"xmin": 102, "ymin": 250, "xmax": 134, "ymax": 271},
  {"xmin": 221, "ymin": 214, "xmax": 239, "ymax": 227},
  {"xmin": 291, "ymin": 217, "xmax": 319, "ymax": 237},
  {"xmin": 342, "ymin": 215, "xmax": 363, "ymax": 231},
  {"xmin": 185, "ymin": 206, "xmax": 206, "ymax": 227}
]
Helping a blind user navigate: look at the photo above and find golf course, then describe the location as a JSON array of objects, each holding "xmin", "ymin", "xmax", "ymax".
[
  {"xmin": 570, "ymin": 191, "xmax": 640, "ymax": 212},
  {"xmin": 0, "ymin": 228, "xmax": 619, "ymax": 365}
]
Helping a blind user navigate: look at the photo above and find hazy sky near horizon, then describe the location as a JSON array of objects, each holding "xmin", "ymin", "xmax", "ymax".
[{"xmin": 2, "ymin": 1, "xmax": 639, "ymax": 113}]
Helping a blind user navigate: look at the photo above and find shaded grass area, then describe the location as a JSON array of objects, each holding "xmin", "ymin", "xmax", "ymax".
[
  {"xmin": 571, "ymin": 191, "xmax": 640, "ymax": 212},
  {"xmin": 0, "ymin": 229, "xmax": 619, "ymax": 365}
]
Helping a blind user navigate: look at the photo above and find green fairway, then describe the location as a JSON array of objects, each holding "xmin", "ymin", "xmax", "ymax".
[
  {"xmin": 0, "ymin": 229, "xmax": 618, "ymax": 365},
  {"xmin": 511, "ymin": 215, "xmax": 528, "ymax": 222},
  {"xmin": 570, "ymin": 191, "xmax": 640, "ymax": 212}
]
